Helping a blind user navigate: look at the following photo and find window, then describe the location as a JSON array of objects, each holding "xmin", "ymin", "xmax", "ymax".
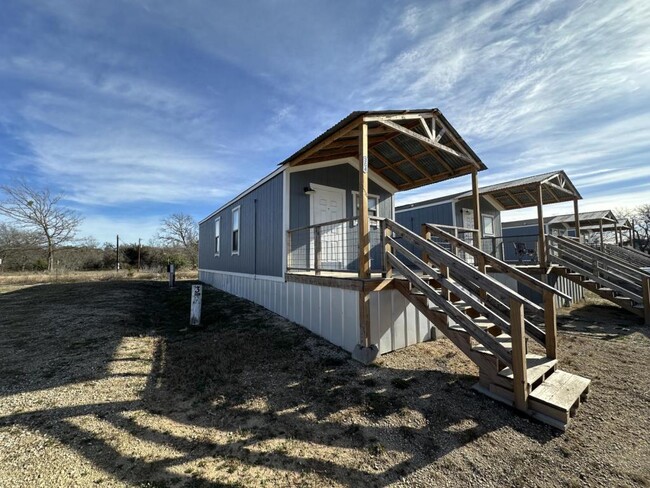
[
  {"xmin": 482, "ymin": 214, "xmax": 495, "ymax": 236},
  {"xmin": 214, "ymin": 217, "xmax": 221, "ymax": 256},
  {"xmin": 231, "ymin": 206, "xmax": 240, "ymax": 255},
  {"xmin": 352, "ymin": 191, "xmax": 380, "ymax": 227}
]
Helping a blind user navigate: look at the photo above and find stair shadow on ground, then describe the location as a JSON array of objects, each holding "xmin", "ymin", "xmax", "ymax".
[
  {"xmin": 0, "ymin": 281, "xmax": 562, "ymax": 487},
  {"xmin": 557, "ymin": 302, "xmax": 649, "ymax": 340}
]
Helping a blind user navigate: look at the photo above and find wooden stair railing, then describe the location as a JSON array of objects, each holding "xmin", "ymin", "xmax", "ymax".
[
  {"xmin": 424, "ymin": 223, "xmax": 572, "ymax": 359},
  {"xmin": 547, "ymin": 234, "xmax": 650, "ymax": 325},
  {"xmin": 382, "ymin": 219, "xmax": 592, "ymax": 430},
  {"xmin": 384, "ymin": 218, "xmax": 549, "ymax": 411}
]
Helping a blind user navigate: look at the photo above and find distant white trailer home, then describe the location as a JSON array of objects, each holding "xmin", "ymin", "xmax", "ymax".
[{"xmin": 199, "ymin": 109, "xmax": 488, "ymax": 360}]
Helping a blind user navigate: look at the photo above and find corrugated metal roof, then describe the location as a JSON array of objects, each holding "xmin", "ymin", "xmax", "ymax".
[
  {"xmin": 277, "ymin": 108, "xmax": 486, "ymax": 191},
  {"xmin": 396, "ymin": 170, "xmax": 581, "ymax": 212},
  {"xmin": 546, "ymin": 210, "xmax": 615, "ymax": 224}
]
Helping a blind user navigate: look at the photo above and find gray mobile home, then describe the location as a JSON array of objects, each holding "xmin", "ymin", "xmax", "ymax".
[
  {"xmin": 199, "ymin": 109, "xmax": 597, "ymax": 429},
  {"xmin": 502, "ymin": 210, "xmax": 632, "ymax": 262},
  {"xmin": 199, "ymin": 109, "xmax": 487, "ymax": 357},
  {"xmin": 396, "ymin": 171, "xmax": 582, "ymax": 264}
]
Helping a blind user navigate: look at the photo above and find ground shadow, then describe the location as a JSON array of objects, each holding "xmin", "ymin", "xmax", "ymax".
[
  {"xmin": 557, "ymin": 301, "xmax": 649, "ymax": 340},
  {"xmin": 0, "ymin": 280, "xmax": 561, "ymax": 487}
]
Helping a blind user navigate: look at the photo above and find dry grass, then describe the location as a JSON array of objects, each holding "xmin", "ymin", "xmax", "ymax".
[
  {"xmin": 0, "ymin": 281, "xmax": 648, "ymax": 487},
  {"xmin": 0, "ymin": 269, "xmax": 197, "ymax": 288}
]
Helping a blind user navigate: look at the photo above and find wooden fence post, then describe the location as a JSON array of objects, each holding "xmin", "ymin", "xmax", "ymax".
[
  {"xmin": 190, "ymin": 284, "xmax": 202, "ymax": 326},
  {"xmin": 543, "ymin": 290, "xmax": 557, "ymax": 359},
  {"xmin": 168, "ymin": 263, "xmax": 175, "ymax": 288},
  {"xmin": 509, "ymin": 298, "xmax": 528, "ymax": 411}
]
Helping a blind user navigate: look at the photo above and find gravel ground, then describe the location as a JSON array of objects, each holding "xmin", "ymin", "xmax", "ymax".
[{"xmin": 0, "ymin": 281, "xmax": 648, "ymax": 487}]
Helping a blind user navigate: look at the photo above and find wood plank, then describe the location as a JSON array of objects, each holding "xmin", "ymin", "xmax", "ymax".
[
  {"xmin": 425, "ymin": 224, "xmax": 571, "ymax": 300},
  {"xmin": 377, "ymin": 119, "xmax": 477, "ymax": 165},
  {"xmin": 387, "ymin": 219, "xmax": 543, "ymax": 313},
  {"xmin": 498, "ymin": 354, "xmax": 557, "ymax": 385},
  {"xmin": 285, "ymin": 273, "xmax": 362, "ymax": 290},
  {"xmin": 388, "ymin": 253, "xmax": 513, "ymax": 365},
  {"xmin": 387, "ymin": 237, "xmax": 513, "ymax": 334},
  {"xmin": 529, "ymin": 369, "xmax": 590, "ymax": 412},
  {"xmin": 509, "ymin": 298, "xmax": 528, "ymax": 411},
  {"xmin": 291, "ymin": 116, "xmax": 361, "ymax": 167}
]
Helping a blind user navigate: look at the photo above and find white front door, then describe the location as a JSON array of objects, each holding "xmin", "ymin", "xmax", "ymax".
[
  {"xmin": 310, "ymin": 185, "xmax": 345, "ymax": 269},
  {"xmin": 461, "ymin": 208, "xmax": 475, "ymax": 264}
]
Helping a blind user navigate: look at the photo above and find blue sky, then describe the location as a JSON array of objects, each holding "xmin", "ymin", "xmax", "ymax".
[{"xmin": 1, "ymin": 0, "xmax": 649, "ymax": 244}]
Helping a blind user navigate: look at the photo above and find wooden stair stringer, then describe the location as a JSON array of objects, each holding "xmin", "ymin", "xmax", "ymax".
[{"xmin": 551, "ymin": 266, "xmax": 643, "ymax": 317}]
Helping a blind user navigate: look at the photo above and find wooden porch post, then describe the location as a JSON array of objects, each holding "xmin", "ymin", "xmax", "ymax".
[
  {"xmin": 573, "ymin": 199, "xmax": 580, "ymax": 242},
  {"xmin": 614, "ymin": 221, "xmax": 619, "ymax": 246},
  {"xmin": 599, "ymin": 220, "xmax": 604, "ymax": 252},
  {"xmin": 471, "ymin": 169, "xmax": 482, "ymax": 250},
  {"xmin": 537, "ymin": 184, "xmax": 546, "ymax": 268},
  {"xmin": 509, "ymin": 299, "xmax": 528, "ymax": 411},
  {"xmin": 358, "ymin": 122, "xmax": 371, "ymax": 348}
]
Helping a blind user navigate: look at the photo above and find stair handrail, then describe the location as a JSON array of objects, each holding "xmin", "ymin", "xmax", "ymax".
[
  {"xmin": 425, "ymin": 223, "xmax": 571, "ymax": 300},
  {"xmin": 547, "ymin": 235, "xmax": 645, "ymax": 303},
  {"xmin": 549, "ymin": 235, "xmax": 649, "ymax": 283},
  {"xmin": 384, "ymin": 218, "xmax": 532, "ymax": 407},
  {"xmin": 386, "ymin": 219, "xmax": 543, "ymax": 314}
]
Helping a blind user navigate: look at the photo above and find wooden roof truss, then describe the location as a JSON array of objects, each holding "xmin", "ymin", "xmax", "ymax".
[{"xmin": 289, "ymin": 111, "xmax": 484, "ymax": 192}]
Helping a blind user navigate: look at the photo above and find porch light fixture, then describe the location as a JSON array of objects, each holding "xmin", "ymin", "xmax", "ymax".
[{"xmin": 304, "ymin": 185, "xmax": 316, "ymax": 195}]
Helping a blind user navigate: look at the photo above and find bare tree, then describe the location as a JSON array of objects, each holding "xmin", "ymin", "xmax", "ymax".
[
  {"xmin": 617, "ymin": 204, "xmax": 650, "ymax": 253},
  {"xmin": 0, "ymin": 180, "xmax": 83, "ymax": 271},
  {"xmin": 157, "ymin": 213, "xmax": 199, "ymax": 267},
  {"xmin": 157, "ymin": 213, "xmax": 198, "ymax": 248}
]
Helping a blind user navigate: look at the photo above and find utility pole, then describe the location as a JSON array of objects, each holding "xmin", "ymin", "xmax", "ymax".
[
  {"xmin": 138, "ymin": 238, "xmax": 142, "ymax": 271},
  {"xmin": 116, "ymin": 234, "xmax": 120, "ymax": 271}
]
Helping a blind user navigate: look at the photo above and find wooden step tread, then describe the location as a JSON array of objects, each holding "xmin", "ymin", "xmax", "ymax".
[
  {"xmin": 429, "ymin": 301, "xmax": 471, "ymax": 312},
  {"xmin": 597, "ymin": 287, "xmax": 614, "ymax": 293},
  {"xmin": 472, "ymin": 333, "xmax": 512, "ymax": 355},
  {"xmin": 529, "ymin": 370, "xmax": 591, "ymax": 412},
  {"xmin": 449, "ymin": 317, "xmax": 497, "ymax": 333},
  {"xmin": 498, "ymin": 354, "xmax": 557, "ymax": 385}
]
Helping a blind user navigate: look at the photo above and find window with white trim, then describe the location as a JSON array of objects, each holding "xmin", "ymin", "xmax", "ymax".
[
  {"xmin": 482, "ymin": 214, "xmax": 495, "ymax": 236},
  {"xmin": 352, "ymin": 191, "xmax": 380, "ymax": 227},
  {"xmin": 214, "ymin": 217, "xmax": 221, "ymax": 256},
  {"xmin": 231, "ymin": 206, "xmax": 240, "ymax": 255}
]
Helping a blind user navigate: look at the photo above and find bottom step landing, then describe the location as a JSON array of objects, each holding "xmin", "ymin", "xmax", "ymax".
[{"xmin": 474, "ymin": 369, "xmax": 591, "ymax": 431}]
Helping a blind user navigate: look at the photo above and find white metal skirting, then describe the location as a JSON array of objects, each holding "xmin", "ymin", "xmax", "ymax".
[{"xmin": 199, "ymin": 270, "xmax": 436, "ymax": 355}]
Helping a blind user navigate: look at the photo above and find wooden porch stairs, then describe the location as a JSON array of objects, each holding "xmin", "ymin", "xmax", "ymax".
[
  {"xmin": 383, "ymin": 219, "xmax": 591, "ymax": 430},
  {"xmin": 547, "ymin": 235, "xmax": 650, "ymax": 324}
]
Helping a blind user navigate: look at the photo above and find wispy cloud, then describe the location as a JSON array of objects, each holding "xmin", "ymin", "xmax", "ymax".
[{"xmin": 0, "ymin": 0, "xmax": 648, "ymax": 244}]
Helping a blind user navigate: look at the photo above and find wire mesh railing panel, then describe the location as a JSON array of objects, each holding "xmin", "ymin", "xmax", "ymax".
[{"xmin": 287, "ymin": 218, "xmax": 383, "ymax": 274}]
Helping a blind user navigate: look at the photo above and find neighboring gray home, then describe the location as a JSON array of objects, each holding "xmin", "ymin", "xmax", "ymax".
[
  {"xmin": 396, "ymin": 171, "xmax": 582, "ymax": 262},
  {"xmin": 198, "ymin": 108, "xmax": 486, "ymax": 357},
  {"xmin": 502, "ymin": 210, "xmax": 633, "ymax": 261}
]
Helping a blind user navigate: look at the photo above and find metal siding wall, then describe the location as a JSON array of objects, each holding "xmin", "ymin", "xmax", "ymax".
[
  {"xmin": 199, "ymin": 270, "xmax": 437, "ymax": 356},
  {"xmin": 396, "ymin": 202, "xmax": 454, "ymax": 233},
  {"xmin": 199, "ymin": 270, "xmax": 360, "ymax": 352},
  {"xmin": 369, "ymin": 290, "xmax": 435, "ymax": 354},
  {"xmin": 290, "ymin": 164, "xmax": 393, "ymax": 228},
  {"xmin": 198, "ymin": 174, "xmax": 284, "ymax": 276}
]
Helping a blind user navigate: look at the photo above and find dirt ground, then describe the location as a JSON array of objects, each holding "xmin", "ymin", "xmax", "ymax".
[{"xmin": 0, "ymin": 280, "xmax": 648, "ymax": 487}]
